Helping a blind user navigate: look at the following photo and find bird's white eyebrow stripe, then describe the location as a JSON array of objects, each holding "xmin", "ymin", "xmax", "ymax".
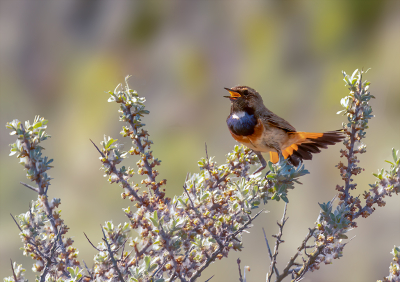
[{"xmin": 232, "ymin": 111, "xmax": 246, "ymax": 119}]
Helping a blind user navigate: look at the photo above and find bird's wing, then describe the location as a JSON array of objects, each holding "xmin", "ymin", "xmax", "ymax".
[{"xmin": 259, "ymin": 111, "xmax": 297, "ymax": 132}]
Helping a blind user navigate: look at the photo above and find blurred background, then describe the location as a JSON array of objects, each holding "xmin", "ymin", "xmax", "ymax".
[{"xmin": 1, "ymin": 1, "xmax": 399, "ymax": 281}]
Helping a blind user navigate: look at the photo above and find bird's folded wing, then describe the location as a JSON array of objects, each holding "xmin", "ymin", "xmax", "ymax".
[{"xmin": 260, "ymin": 111, "xmax": 297, "ymax": 132}]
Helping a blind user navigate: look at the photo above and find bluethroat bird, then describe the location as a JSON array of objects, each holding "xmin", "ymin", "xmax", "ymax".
[{"xmin": 224, "ymin": 86, "xmax": 344, "ymax": 174}]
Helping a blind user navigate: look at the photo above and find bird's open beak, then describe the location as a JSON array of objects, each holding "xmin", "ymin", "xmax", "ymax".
[{"xmin": 223, "ymin": 87, "xmax": 241, "ymax": 99}]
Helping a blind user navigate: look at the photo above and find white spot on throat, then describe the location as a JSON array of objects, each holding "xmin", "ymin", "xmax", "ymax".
[{"xmin": 232, "ymin": 111, "xmax": 246, "ymax": 119}]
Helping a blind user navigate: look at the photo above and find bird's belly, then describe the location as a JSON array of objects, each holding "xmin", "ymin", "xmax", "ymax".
[
  {"xmin": 236, "ymin": 136, "xmax": 275, "ymax": 152},
  {"xmin": 230, "ymin": 123, "xmax": 289, "ymax": 153}
]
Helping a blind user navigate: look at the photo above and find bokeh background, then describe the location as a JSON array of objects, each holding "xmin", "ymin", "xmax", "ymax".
[{"xmin": 1, "ymin": 1, "xmax": 399, "ymax": 281}]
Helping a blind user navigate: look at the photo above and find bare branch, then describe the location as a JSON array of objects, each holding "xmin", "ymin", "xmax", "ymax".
[
  {"xmin": 83, "ymin": 260, "xmax": 94, "ymax": 280},
  {"xmin": 183, "ymin": 184, "xmax": 195, "ymax": 208},
  {"xmin": 10, "ymin": 213, "xmax": 22, "ymax": 232},
  {"xmin": 266, "ymin": 203, "xmax": 287, "ymax": 281},
  {"xmin": 205, "ymin": 275, "xmax": 214, "ymax": 282},
  {"xmin": 205, "ymin": 142, "xmax": 209, "ymax": 161},
  {"xmin": 20, "ymin": 182, "xmax": 39, "ymax": 193},
  {"xmin": 237, "ymin": 258, "xmax": 243, "ymax": 282},
  {"xmin": 90, "ymin": 139, "xmax": 105, "ymax": 158},
  {"xmin": 84, "ymin": 232, "xmax": 103, "ymax": 252},
  {"xmin": 190, "ymin": 209, "xmax": 264, "ymax": 282},
  {"xmin": 40, "ymin": 228, "xmax": 63, "ymax": 282},
  {"xmin": 262, "ymin": 228, "xmax": 279, "ymax": 278},
  {"xmin": 101, "ymin": 226, "xmax": 125, "ymax": 282},
  {"xmin": 276, "ymin": 228, "xmax": 316, "ymax": 282}
]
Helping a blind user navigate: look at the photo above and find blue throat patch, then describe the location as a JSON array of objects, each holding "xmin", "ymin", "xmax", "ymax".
[{"xmin": 227, "ymin": 111, "xmax": 257, "ymax": 136}]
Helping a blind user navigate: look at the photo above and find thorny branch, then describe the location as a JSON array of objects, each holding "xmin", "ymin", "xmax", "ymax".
[
  {"xmin": 237, "ymin": 258, "xmax": 244, "ymax": 282},
  {"xmin": 190, "ymin": 210, "xmax": 264, "ymax": 282},
  {"xmin": 262, "ymin": 70, "xmax": 399, "ymax": 282},
  {"xmin": 101, "ymin": 226, "xmax": 125, "ymax": 282},
  {"xmin": 266, "ymin": 203, "xmax": 288, "ymax": 281}
]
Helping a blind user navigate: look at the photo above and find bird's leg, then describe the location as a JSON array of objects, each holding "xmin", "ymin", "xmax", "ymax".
[
  {"xmin": 277, "ymin": 149, "xmax": 285, "ymax": 165},
  {"xmin": 270, "ymin": 144, "xmax": 285, "ymax": 165},
  {"xmin": 253, "ymin": 151, "xmax": 267, "ymax": 175}
]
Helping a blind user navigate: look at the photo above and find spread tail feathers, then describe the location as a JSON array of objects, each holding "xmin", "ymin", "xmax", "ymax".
[{"xmin": 269, "ymin": 130, "xmax": 344, "ymax": 166}]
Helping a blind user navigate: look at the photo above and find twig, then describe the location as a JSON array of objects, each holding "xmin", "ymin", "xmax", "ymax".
[
  {"xmin": 84, "ymin": 232, "xmax": 103, "ymax": 252},
  {"xmin": 83, "ymin": 260, "xmax": 94, "ymax": 280},
  {"xmin": 190, "ymin": 209, "xmax": 264, "ymax": 282},
  {"xmin": 121, "ymin": 104, "xmax": 158, "ymax": 185},
  {"xmin": 276, "ymin": 228, "xmax": 316, "ymax": 282},
  {"xmin": 292, "ymin": 244, "xmax": 324, "ymax": 282},
  {"xmin": 262, "ymin": 228, "xmax": 279, "ymax": 277},
  {"xmin": 120, "ymin": 239, "xmax": 127, "ymax": 261},
  {"xmin": 266, "ymin": 203, "xmax": 288, "ymax": 281},
  {"xmin": 205, "ymin": 142, "xmax": 209, "ymax": 162},
  {"xmin": 101, "ymin": 225, "xmax": 125, "ymax": 282},
  {"xmin": 90, "ymin": 139, "xmax": 105, "ymax": 158},
  {"xmin": 137, "ymin": 240, "xmax": 152, "ymax": 257},
  {"xmin": 40, "ymin": 228, "xmax": 62, "ymax": 282},
  {"xmin": 20, "ymin": 182, "xmax": 39, "ymax": 193},
  {"xmin": 10, "ymin": 214, "xmax": 22, "ymax": 232},
  {"xmin": 10, "ymin": 259, "xmax": 17, "ymax": 281},
  {"xmin": 92, "ymin": 138, "xmax": 144, "ymax": 204},
  {"xmin": 183, "ymin": 184, "xmax": 195, "ymax": 208},
  {"xmin": 183, "ymin": 182, "xmax": 226, "ymax": 249},
  {"xmin": 150, "ymin": 259, "xmax": 168, "ymax": 280},
  {"xmin": 343, "ymin": 73, "xmax": 363, "ymax": 200},
  {"xmin": 237, "ymin": 258, "xmax": 243, "ymax": 282},
  {"xmin": 157, "ymin": 224, "xmax": 188, "ymax": 282},
  {"xmin": 114, "ymin": 238, "xmax": 128, "ymax": 253}
]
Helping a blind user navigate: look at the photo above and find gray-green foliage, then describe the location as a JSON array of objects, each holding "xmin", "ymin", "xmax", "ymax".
[{"xmin": 4, "ymin": 71, "xmax": 399, "ymax": 282}]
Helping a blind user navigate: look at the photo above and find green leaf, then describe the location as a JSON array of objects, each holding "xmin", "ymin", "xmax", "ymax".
[
  {"xmin": 271, "ymin": 194, "xmax": 279, "ymax": 201},
  {"xmin": 105, "ymin": 138, "xmax": 117, "ymax": 149},
  {"xmin": 351, "ymin": 69, "xmax": 359, "ymax": 81},
  {"xmin": 268, "ymin": 161, "xmax": 274, "ymax": 171},
  {"xmin": 392, "ymin": 148, "xmax": 398, "ymax": 162},
  {"xmin": 33, "ymin": 121, "xmax": 42, "ymax": 129},
  {"xmin": 145, "ymin": 256, "xmax": 151, "ymax": 269},
  {"xmin": 67, "ymin": 267, "xmax": 75, "ymax": 276},
  {"xmin": 150, "ymin": 211, "xmax": 159, "ymax": 227}
]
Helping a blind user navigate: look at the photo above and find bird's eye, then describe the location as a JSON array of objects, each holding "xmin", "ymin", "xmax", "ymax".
[{"xmin": 242, "ymin": 89, "xmax": 249, "ymax": 96}]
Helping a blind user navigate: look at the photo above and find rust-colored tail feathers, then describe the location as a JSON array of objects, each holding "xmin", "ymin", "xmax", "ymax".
[{"xmin": 269, "ymin": 130, "xmax": 344, "ymax": 166}]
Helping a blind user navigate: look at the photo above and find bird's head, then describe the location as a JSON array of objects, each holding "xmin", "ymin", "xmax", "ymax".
[{"xmin": 224, "ymin": 86, "xmax": 264, "ymax": 112}]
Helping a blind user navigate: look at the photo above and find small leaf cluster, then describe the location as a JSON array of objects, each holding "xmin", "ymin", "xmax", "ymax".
[
  {"xmin": 5, "ymin": 117, "xmax": 80, "ymax": 281},
  {"xmin": 265, "ymin": 155, "xmax": 309, "ymax": 203},
  {"xmin": 6, "ymin": 117, "xmax": 52, "ymax": 189},
  {"xmin": 377, "ymin": 246, "xmax": 400, "ymax": 282},
  {"xmin": 307, "ymin": 200, "xmax": 350, "ymax": 270},
  {"xmin": 91, "ymin": 222, "xmax": 131, "ymax": 280},
  {"xmin": 362, "ymin": 148, "xmax": 400, "ymax": 217},
  {"xmin": 4, "ymin": 262, "xmax": 28, "ymax": 282}
]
